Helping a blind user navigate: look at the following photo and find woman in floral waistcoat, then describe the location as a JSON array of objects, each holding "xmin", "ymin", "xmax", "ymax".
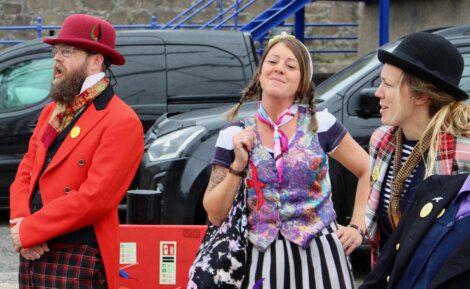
[
  {"xmin": 365, "ymin": 32, "xmax": 470, "ymax": 268},
  {"xmin": 203, "ymin": 33, "xmax": 371, "ymax": 289}
]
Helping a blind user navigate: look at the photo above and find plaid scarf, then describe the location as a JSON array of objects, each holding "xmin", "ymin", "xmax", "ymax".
[
  {"xmin": 41, "ymin": 77, "xmax": 109, "ymax": 148},
  {"xmin": 256, "ymin": 102, "xmax": 298, "ymax": 183},
  {"xmin": 366, "ymin": 125, "xmax": 470, "ymax": 267}
]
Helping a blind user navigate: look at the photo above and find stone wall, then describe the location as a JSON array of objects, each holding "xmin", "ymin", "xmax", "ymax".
[
  {"xmin": 0, "ymin": 0, "xmax": 360, "ymax": 78},
  {"xmin": 304, "ymin": 1, "xmax": 359, "ymax": 78},
  {"xmin": 358, "ymin": 0, "xmax": 470, "ymax": 56}
]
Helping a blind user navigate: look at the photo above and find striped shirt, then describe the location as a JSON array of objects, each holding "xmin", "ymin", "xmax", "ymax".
[{"xmin": 380, "ymin": 139, "xmax": 424, "ymax": 239}]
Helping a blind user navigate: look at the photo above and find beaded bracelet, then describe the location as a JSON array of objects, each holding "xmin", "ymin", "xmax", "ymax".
[{"xmin": 348, "ymin": 224, "xmax": 365, "ymax": 238}]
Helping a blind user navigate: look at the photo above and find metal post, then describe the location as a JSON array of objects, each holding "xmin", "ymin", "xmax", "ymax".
[
  {"xmin": 151, "ymin": 15, "xmax": 157, "ymax": 29},
  {"xmin": 36, "ymin": 16, "xmax": 42, "ymax": 39},
  {"xmin": 234, "ymin": 0, "xmax": 239, "ymax": 30},
  {"xmin": 379, "ymin": 0, "xmax": 389, "ymax": 45},
  {"xmin": 219, "ymin": 0, "xmax": 223, "ymax": 26},
  {"xmin": 294, "ymin": 7, "xmax": 305, "ymax": 43},
  {"xmin": 126, "ymin": 189, "xmax": 162, "ymax": 224},
  {"xmin": 258, "ymin": 36, "xmax": 265, "ymax": 57}
]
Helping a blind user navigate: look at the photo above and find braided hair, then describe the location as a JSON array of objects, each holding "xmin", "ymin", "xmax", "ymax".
[
  {"xmin": 226, "ymin": 33, "xmax": 318, "ymax": 132},
  {"xmin": 403, "ymin": 73, "xmax": 470, "ymax": 177}
]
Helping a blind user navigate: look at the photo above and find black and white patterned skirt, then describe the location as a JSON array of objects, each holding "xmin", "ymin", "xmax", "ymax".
[{"xmin": 242, "ymin": 222, "xmax": 354, "ymax": 289}]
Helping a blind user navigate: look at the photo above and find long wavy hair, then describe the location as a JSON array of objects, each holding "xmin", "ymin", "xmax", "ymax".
[
  {"xmin": 402, "ymin": 73, "xmax": 470, "ymax": 177},
  {"xmin": 226, "ymin": 35, "xmax": 317, "ymax": 132}
]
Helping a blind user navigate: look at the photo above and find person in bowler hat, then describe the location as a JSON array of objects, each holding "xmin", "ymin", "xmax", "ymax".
[
  {"xmin": 365, "ymin": 31, "xmax": 470, "ymax": 268},
  {"xmin": 9, "ymin": 14, "xmax": 143, "ymax": 289},
  {"xmin": 360, "ymin": 173, "xmax": 470, "ymax": 289}
]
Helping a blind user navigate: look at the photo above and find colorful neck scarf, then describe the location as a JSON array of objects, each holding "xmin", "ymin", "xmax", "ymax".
[
  {"xmin": 256, "ymin": 102, "xmax": 298, "ymax": 183},
  {"xmin": 41, "ymin": 77, "xmax": 109, "ymax": 148}
]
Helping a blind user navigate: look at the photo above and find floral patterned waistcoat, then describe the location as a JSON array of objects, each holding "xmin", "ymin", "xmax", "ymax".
[{"xmin": 244, "ymin": 108, "xmax": 337, "ymax": 251}]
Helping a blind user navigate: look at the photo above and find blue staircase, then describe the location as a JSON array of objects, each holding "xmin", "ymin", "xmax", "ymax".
[
  {"xmin": 163, "ymin": 0, "xmax": 312, "ymax": 43},
  {"xmin": 240, "ymin": 0, "xmax": 311, "ymax": 42}
]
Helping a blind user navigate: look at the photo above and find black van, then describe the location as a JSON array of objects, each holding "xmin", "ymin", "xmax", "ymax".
[
  {"xmin": 0, "ymin": 30, "xmax": 258, "ymax": 209},
  {"xmin": 139, "ymin": 25, "xmax": 470, "ymax": 226}
]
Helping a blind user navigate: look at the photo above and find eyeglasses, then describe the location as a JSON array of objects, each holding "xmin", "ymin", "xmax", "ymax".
[{"xmin": 51, "ymin": 45, "xmax": 81, "ymax": 58}]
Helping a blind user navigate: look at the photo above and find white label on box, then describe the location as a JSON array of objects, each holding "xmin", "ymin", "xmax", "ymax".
[
  {"xmin": 159, "ymin": 241, "xmax": 177, "ymax": 285},
  {"xmin": 120, "ymin": 242, "xmax": 137, "ymax": 264}
]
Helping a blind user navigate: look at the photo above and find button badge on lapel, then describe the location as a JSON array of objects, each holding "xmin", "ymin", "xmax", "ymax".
[
  {"xmin": 436, "ymin": 208, "xmax": 445, "ymax": 219},
  {"xmin": 70, "ymin": 126, "xmax": 81, "ymax": 139},
  {"xmin": 420, "ymin": 202, "xmax": 433, "ymax": 218},
  {"xmin": 372, "ymin": 166, "xmax": 380, "ymax": 181}
]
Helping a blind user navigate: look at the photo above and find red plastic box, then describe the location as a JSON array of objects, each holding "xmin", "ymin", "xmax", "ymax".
[{"xmin": 118, "ymin": 225, "xmax": 207, "ymax": 289}]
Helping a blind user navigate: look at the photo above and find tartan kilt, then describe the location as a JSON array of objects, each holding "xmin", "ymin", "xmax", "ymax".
[{"xmin": 19, "ymin": 244, "xmax": 107, "ymax": 289}]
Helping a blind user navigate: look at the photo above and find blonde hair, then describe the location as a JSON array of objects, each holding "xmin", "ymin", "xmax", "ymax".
[
  {"xmin": 226, "ymin": 34, "xmax": 317, "ymax": 132},
  {"xmin": 403, "ymin": 73, "xmax": 470, "ymax": 177}
]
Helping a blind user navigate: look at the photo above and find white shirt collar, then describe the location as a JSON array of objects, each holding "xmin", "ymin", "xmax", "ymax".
[{"xmin": 80, "ymin": 72, "xmax": 105, "ymax": 94}]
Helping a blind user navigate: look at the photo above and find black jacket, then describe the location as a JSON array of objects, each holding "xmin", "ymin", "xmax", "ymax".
[{"xmin": 360, "ymin": 173, "xmax": 470, "ymax": 289}]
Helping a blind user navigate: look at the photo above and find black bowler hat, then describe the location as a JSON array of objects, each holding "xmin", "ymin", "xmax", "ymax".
[{"xmin": 378, "ymin": 32, "xmax": 468, "ymax": 100}]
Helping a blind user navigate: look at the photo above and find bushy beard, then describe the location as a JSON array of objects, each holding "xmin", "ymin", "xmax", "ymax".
[{"xmin": 49, "ymin": 62, "xmax": 88, "ymax": 104}]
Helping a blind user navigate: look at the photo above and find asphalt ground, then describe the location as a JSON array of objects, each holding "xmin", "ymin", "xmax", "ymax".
[
  {"xmin": 0, "ymin": 210, "xmax": 369, "ymax": 289},
  {"xmin": 0, "ymin": 210, "xmax": 19, "ymax": 289}
]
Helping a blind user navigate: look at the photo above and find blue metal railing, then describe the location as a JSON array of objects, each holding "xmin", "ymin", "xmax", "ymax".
[
  {"xmin": 1, "ymin": 17, "xmax": 358, "ymax": 54},
  {"xmin": 208, "ymin": 0, "xmax": 257, "ymax": 30},
  {"xmin": 1, "ymin": 0, "xmax": 358, "ymax": 56},
  {"xmin": 0, "ymin": 16, "xmax": 160, "ymax": 45},
  {"xmin": 164, "ymin": 0, "xmax": 217, "ymax": 29}
]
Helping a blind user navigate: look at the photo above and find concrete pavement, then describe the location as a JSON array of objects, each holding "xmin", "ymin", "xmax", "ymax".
[
  {"xmin": 0, "ymin": 211, "xmax": 368, "ymax": 289},
  {"xmin": 0, "ymin": 211, "xmax": 19, "ymax": 289}
]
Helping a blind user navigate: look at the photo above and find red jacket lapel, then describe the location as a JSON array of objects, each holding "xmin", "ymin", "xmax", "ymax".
[{"xmin": 44, "ymin": 104, "xmax": 109, "ymax": 174}]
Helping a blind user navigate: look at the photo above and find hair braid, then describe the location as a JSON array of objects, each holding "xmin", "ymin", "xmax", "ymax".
[
  {"xmin": 306, "ymin": 80, "xmax": 318, "ymax": 133},
  {"xmin": 404, "ymin": 73, "xmax": 470, "ymax": 176},
  {"xmin": 423, "ymin": 101, "xmax": 470, "ymax": 177},
  {"xmin": 225, "ymin": 72, "xmax": 261, "ymax": 121}
]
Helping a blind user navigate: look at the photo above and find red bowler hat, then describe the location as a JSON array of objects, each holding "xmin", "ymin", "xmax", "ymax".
[{"xmin": 44, "ymin": 14, "xmax": 125, "ymax": 65}]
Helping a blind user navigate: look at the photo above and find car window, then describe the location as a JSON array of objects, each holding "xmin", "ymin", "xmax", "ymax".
[
  {"xmin": 315, "ymin": 39, "xmax": 398, "ymax": 104},
  {"xmin": 459, "ymin": 52, "xmax": 470, "ymax": 96},
  {"xmin": 372, "ymin": 76, "xmax": 381, "ymax": 87},
  {"xmin": 344, "ymin": 45, "xmax": 470, "ymax": 118},
  {"xmin": 316, "ymin": 53, "xmax": 379, "ymax": 102},
  {"xmin": 166, "ymin": 45, "xmax": 246, "ymax": 98},
  {"xmin": 0, "ymin": 58, "xmax": 52, "ymax": 111},
  {"xmin": 112, "ymin": 44, "xmax": 166, "ymax": 105}
]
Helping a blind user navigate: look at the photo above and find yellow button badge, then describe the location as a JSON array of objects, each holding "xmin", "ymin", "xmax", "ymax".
[
  {"xmin": 70, "ymin": 126, "xmax": 81, "ymax": 139},
  {"xmin": 420, "ymin": 202, "xmax": 433, "ymax": 218},
  {"xmin": 436, "ymin": 208, "xmax": 445, "ymax": 219},
  {"xmin": 372, "ymin": 167, "xmax": 380, "ymax": 181}
]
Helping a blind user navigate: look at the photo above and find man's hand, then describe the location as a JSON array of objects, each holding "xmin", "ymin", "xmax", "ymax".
[
  {"xmin": 20, "ymin": 243, "xmax": 50, "ymax": 260},
  {"xmin": 9, "ymin": 217, "xmax": 24, "ymax": 252}
]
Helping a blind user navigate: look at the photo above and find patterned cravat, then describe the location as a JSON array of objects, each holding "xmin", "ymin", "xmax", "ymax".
[
  {"xmin": 257, "ymin": 102, "xmax": 298, "ymax": 183},
  {"xmin": 41, "ymin": 77, "xmax": 109, "ymax": 148}
]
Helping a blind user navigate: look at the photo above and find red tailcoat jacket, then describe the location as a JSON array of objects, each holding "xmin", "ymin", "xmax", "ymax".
[{"xmin": 10, "ymin": 88, "xmax": 144, "ymax": 289}]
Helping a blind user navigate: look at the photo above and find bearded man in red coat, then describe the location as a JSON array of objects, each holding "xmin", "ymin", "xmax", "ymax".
[{"xmin": 9, "ymin": 14, "xmax": 144, "ymax": 289}]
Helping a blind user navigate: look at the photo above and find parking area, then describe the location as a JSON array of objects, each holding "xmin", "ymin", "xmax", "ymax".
[
  {"xmin": 0, "ymin": 211, "xmax": 19, "ymax": 289},
  {"xmin": 0, "ymin": 210, "xmax": 369, "ymax": 289}
]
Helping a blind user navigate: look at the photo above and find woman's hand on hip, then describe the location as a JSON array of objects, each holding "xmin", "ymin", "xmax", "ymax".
[{"xmin": 337, "ymin": 224, "xmax": 364, "ymax": 255}]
